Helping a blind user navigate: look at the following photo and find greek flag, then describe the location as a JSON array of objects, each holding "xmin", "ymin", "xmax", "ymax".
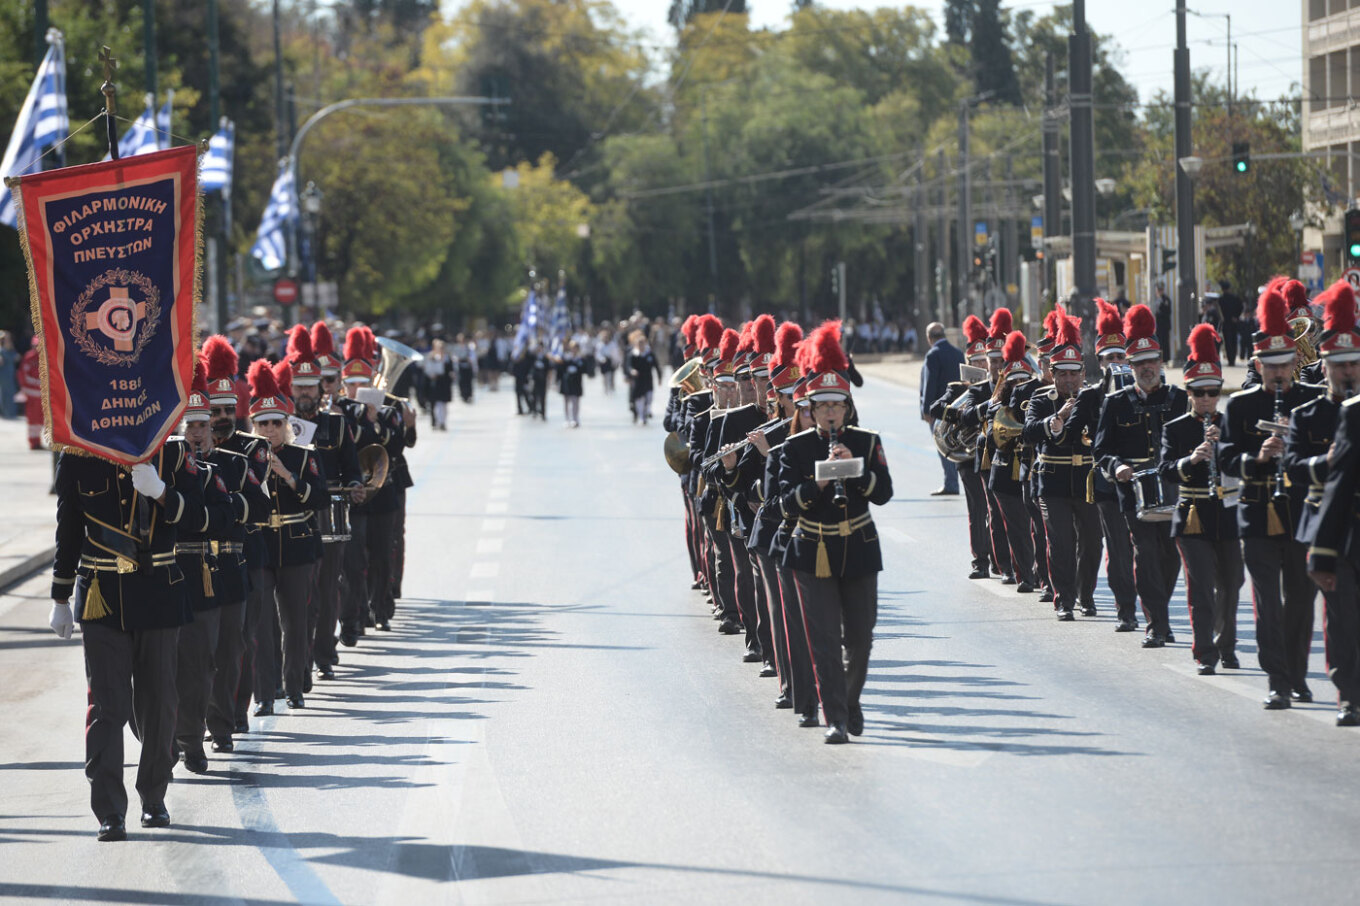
[
  {"xmin": 155, "ymin": 92, "xmax": 173, "ymax": 149},
  {"xmin": 251, "ymin": 163, "xmax": 296, "ymax": 272},
  {"xmin": 112, "ymin": 97, "xmax": 161, "ymax": 159},
  {"xmin": 513, "ymin": 289, "xmax": 542, "ymax": 352},
  {"xmin": 200, "ymin": 120, "xmax": 234, "ymax": 195},
  {"xmin": 0, "ymin": 31, "xmax": 68, "ymax": 228},
  {"xmin": 549, "ymin": 288, "xmax": 571, "ymax": 355}
]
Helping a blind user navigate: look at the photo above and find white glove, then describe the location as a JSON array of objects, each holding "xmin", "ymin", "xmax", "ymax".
[
  {"xmin": 131, "ymin": 462, "xmax": 166, "ymax": 499},
  {"xmin": 49, "ymin": 601, "xmax": 74, "ymax": 639}
]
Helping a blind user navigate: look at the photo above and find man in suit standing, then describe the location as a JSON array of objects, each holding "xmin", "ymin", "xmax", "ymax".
[{"xmin": 920, "ymin": 322, "xmax": 964, "ymax": 496}]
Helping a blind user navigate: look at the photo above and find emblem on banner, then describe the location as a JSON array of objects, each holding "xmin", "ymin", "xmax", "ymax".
[{"xmin": 70, "ymin": 268, "xmax": 161, "ymax": 365}]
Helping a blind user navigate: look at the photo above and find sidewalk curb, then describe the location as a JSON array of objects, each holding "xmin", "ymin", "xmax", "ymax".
[{"xmin": 0, "ymin": 546, "xmax": 55, "ymax": 594}]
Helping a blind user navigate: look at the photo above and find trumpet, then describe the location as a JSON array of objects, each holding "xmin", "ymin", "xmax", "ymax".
[{"xmin": 700, "ymin": 416, "xmax": 794, "ymax": 470}]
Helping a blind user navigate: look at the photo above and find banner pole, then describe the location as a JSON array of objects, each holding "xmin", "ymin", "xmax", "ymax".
[{"xmin": 99, "ymin": 46, "xmax": 120, "ymax": 161}]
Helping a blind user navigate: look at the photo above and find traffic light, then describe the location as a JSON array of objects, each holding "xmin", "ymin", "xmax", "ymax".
[
  {"xmin": 830, "ymin": 265, "xmax": 839, "ymax": 295},
  {"xmin": 1345, "ymin": 209, "xmax": 1360, "ymax": 266},
  {"xmin": 1161, "ymin": 248, "xmax": 1177, "ymax": 274},
  {"xmin": 1232, "ymin": 141, "xmax": 1250, "ymax": 175}
]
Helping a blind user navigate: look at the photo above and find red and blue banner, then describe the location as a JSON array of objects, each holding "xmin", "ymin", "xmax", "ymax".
[{"xmin": 9, "ymin": 145, "xmax": 200, "ymax": 464}]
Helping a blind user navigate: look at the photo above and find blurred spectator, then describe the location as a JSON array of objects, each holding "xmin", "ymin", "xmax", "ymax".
[{"xmin": 0, "ymin": 331, "xmax": 18, "ymax": 419}]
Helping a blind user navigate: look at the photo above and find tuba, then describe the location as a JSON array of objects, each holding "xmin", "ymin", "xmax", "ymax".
[
  {"xmin": 1289, "ymin": 316, "xmax": 1319, "ymax": 378},
  {"xmin": 358, "ymin": 443, "xmax": 390, "ymax": 490},
  {"xmin": 670, "ymin": 356, "xmax": 706, "ymax": 397},
  {"xmin": 991, "ymin": 405, "xmax": 1025, "ymax": 452},
  {"xmin": 664, "ymin": 431, "xmax": 692, "ymax": 475},
  {"xmin": 374, "ymin": 336, "xmax": 423, "ymax": 401},
  {"xmin": 932, "ymin": 363, "xmax": 988, "ymax": 463}
]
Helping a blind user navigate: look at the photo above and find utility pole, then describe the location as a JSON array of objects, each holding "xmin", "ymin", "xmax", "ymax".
[
  {"xmin": 143, "ymin": 0, "xmax": 156, "ymax": 100},
  {"xmin": 1068, "ymin": 0, "xmax": 1098, "ymax": 362},
  {"xmin": 957, "ymin": 103, "xmax": 971, "ymax": 324},
  {"xmin": 914, "ymin": 161, "xmax": 927, "ymax": 333},
  {"xmin": 208, "ymin": 0, "xmax": 228, "ymax": 332},
  {"xmin": 34, "ymin": 0, "xmax": 48, "ymax": 67},
  {"xmin": 1004, "ymin": 154, "xmax": 1018, "ymax": 307},
  {"xmin": 1173, "ymin": 0, "xmax": 1198, "ymax": 363},
  {"xmin": 701, "ymin": 91, "xmax": 719, "ymax": 312},
  {"xmin": 273, "ymin": 0, "xmax": 286, "ymax": 160},
  {"xmin": 1043, "ymin": 52, "xmax": 1061, "ymax": 306},
  {"xmin": 937, "ymin": 149, "xmax": 950, "ymax": 328}
]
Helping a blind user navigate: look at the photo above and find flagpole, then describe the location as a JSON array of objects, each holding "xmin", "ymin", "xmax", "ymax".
[{"xmin": 99, "ymin": 47, "xmax": 119, "ymax": 161}]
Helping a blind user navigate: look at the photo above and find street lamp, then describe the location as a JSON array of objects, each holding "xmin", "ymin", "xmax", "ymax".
[
  {"xmin": 300, "ymin": 180, "xmax": 323, "ymax": 316},
  {"xmin": 1178, "ymin": 156, "xmax": 1203, "ymax": 178},
  {"xmin": 1289, "ymin": 211, "xmax": 1306, "ymax": 283},
  {"xmin": 1095, "ymin": 178, "xmax": 1116, "ymax": 231}
]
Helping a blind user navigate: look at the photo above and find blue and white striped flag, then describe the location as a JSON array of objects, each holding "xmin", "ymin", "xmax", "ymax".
[
  {"xmin": 111, "ymin": 97, "xmax": 160, "ymax": 159},
  {"xmin": 514, "ymin": 289, "xmax": 541, "ymax": 351},
  {"xmin": 200, "ymin": 120, "xmax": 234, "ymax": 195},
  {"xmin": 549, "ymin": 289, "xmax": 570, "ymax": 355},
  {"xmin": 251, "ymin": 162, "xmax": 296, "ymax": 272},
  {"xmin": 0, "ymin": 30, "xmax": 68, "ymax": 228},
  {"xmin": 154, "ymin": 92, "xmax": 173, "ymax": 150}
]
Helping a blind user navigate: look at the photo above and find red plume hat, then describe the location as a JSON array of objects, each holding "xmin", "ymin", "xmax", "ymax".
[
  {"xmin": 962, "ymin": 315, "xmax": 989, "ymax": 361},
  {"xmin": 184, "ymin": 360, "xmax": 211, "ymax": 422},
  {"xmin": 202, "ymin": 335, "xmax": 240, "ymax": 405},
  {"xmin": 804, "ymin": 320, "xmax": 852, "ymax": 401},
  {"xmin": 1094, "ymin": 298, "xmax": 1126, "ymax": 355},
  {"xmin": 1002, "ymin": 331, "xmax": 1035, "ymax": 381},
  {"xmin": 343, "ymin": 326, "xmax": 375, "ymax": 383},
  {"xmin": 697, "ymin": 314, "xmax": 724, "ymax": 368},
  {"xmin": 311, "ymin": 321, "xmax": 341, "ymax": 376},
  {"xmin": 1124, "ymin": 304, "xmax": 1160, "ymax": 362},
  {"xmin": 1314, "ymin": 279, "xmax": 1360, "ymax": 362},
  {"xmin": 1282, "ymin": 279, "xmax": 1313, "ymax": 322},
  {"xmin": 272, "ymin": 359, "xmax": 296, "ymax": 414},
  {"xmin": 986, "ymin": 308, "xmax": 1013, "ymax": 358},
  {"xmin": 771, "ymin": 322, "xmax": 803, "ymax": 390},
  {"xmin": 1051, "ymin": 310, "xmax": 1085, "ymax": 371},
  {"xmin": 680, "ymin": 315, "xmax": 699, "ymax": 358},
  {"xmin": 1184, "ymin": 324, "xmax": 1224, "ymax": 387},
  {"xmin": 1037, "ymin": 306, "xmax": 1063, "ymax": 356},
  {"xmin": 1252, "ymin": 287, "xmax": 1298, "ymax": 364},
  {"xmin": 751, "ymin": 314, "xmax": 776, "ymax": 376},
  {"xmin": 247, "ymin": 359, "xmax": 289, "ymax": 420},
  {"xmin": 714, "ymin": 328, "xmax": 741, "ymax": 381},
  {"xmin": 286, "ymin": 324, "xmax": 322, "ymax": 386}
]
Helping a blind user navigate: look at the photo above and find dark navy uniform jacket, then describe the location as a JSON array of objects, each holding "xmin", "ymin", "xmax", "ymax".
[
  {"xmin": 1284, "ymin": 393, "xmax": 1342, "ymax": 546},
  {"xmin": 777, "ymin": 426, "xmax": 893, "ymax": 578},
  {"xmin": 746, "ymin": 421, "xmax": 792, "ymax": 556},
  {"xmin": 259, "ymin": 443, "xmax": 328, "ymax": 569},
  {"xmin": 1308, "ymin": 398, "xmax": 1360, "ymax": 574},
  {"xmin": 218, "ymin": 430, "xmax": 271, "ymax": 570},
  {"xmin": 1159, "ymin": 411, "xmax": 1237, "ymax": 540},
  {"xmin": 1094, "ymin": 383, "xmax": 1189, "ymax": 513},
  {"xmin": 1023, "ymin": 384, "xmax": 1102, "ymax": 500},
  {"xmin": 1218, "ymin": 382, "xmax": 1322, "ymax": 539},
  {"xmin": 201, "ymin": 447, "xmax": 270, "ymax": 605}
]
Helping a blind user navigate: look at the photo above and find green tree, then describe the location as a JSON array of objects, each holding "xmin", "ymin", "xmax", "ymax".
[{"xmin": 668, "ymin": 0, "xmax": 748, "ymax": 31}]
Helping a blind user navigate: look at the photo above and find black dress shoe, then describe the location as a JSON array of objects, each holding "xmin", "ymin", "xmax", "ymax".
[
  {"xmin": 691, "ymin": 580, "xmax": 704, "ymax": 590},
  {"xmin": 1292, "ymin": 687, "xmax": 1314, "ymax": 703},
  {"xmin": 847, "ymin": 705, "xmax": 864, "ymax": 737},
  {"xmin": 339, "ymin": 630, "xmax": 358, "ymax": 648},
  {"xmin": 287, "ymin": 694, "xmax": 305, "ymax": 709},
  {"xmin": 1337, "ymin": 707, "xmax": 1360, "ymax": 727},
  {"xmin": 140, "ymin": 803, "xmax": 170, "ymax": 828},
  {"xmin": 1016, "ymin": 581, "xmax": 1035, "ymax": 594},
  {"xmin": 1196, "ymin": 662, "xmax": 1216, "ymax": 676},
  {"xmin": 1080, "ymin": 603, "xmax": 1098, "ymax": 617},
  {"xmin": 252, "ymin": 700, "xmax": 273, "ymax": 717},
  {"xmin": 1165, "ymin": 632, "xmax": 1176, "ymax": 644},
  {"xmin": 774, "ymin": 694, "xmax": 793, "ymax": 710},
  {"xmin": 362, "ymin": 610, "xmax": 376, "ymax": 628},
  {"xmin": 1057, "ymin": 609, "xmax": 1075, "ymax": 622},
  {"xmin": 234, "ymin": 718, "xmax": 249, "ymax": 734},
  {"xmin": 317, "ymin": 666, "xmax": 336, "ymax": 681},
  {"xmin": 211, "ymin": 737, "xmax": 234, "ymax": 754},
  {"xmin": 930, "ymin": 487, "xmax": 959, "ymax": 496},
  {"xmin": 999, "ymin": 574, "xmax": 1018, "ymax": 586},
  {"xmin": 97, "ymin": 814, "xmax": 126, "ymax": 842},
  {"xmin": 377, "ymin": 620, "xmax": 391, "ymax": 632},
  {"xmin": 1263, "ymin": 691, "xmax": 1291, "ymax": 710},
  {"xmin": 303, "ymin": 673, "xmax": 313, "ymax": 694},
  {"xmin": 182, "ymin": 751, "xmax": 209, "ymax": 774},
  {"xmin": 968, "ymin": 567, "xmax": 990, "ymax": 580},
  {"xmin": 798, "ymin": 712, "xmax": 821, "ymax": 728},
  {"xmin": 1038, "ymin": 588, "xmax": 1055, "ymax": 603},
  {"xmin": 759, "ymin": 663, "xmax": 778, "ymax": 678},
  {"xmin": 824, "ymin": 724, "xmax": 849, "ymax": 744},
  {"xmin": 741, "ymin": 650, "xmax": 762, "ymax": 663},
  {"xmin": 1114, "ymin": 618, "xmax": 1138, "ymax": 633},
  {"xmin": 1221, "ymin": 654, "xmax": 1240, "ymax": 669},
  {"xmin": 1140, "ymin": 634, "xmax": 1166, "ymax": 649},
  {"xmin": 275, "ymin": 685, "xmax": 285, "ymax": 700},
  {"xmin": 717, "ymin": 618, "xmax": 741, "ymax": 635}
]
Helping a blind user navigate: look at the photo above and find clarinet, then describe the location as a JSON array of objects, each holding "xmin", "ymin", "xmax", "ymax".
[
  {"xmin": 829, "ymin": 426, "xmax": 848, "ymax": 507},
  {"xmin": 1272, "ymin": 380, "xmax": 1287, "ymax": 502},
  {"xmin": 1203, "ymin": 411, "xmax": 1220, "ymax": 497}
]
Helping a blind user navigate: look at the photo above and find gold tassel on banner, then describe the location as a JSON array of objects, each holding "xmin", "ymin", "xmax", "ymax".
[
  {"xmin": 82, "ymin": 575, "xmax": 111, "ymax": 621},
  {"xmin": 815, "ymin": 538, "xmax": 832, "ymax": 579},
  {"xmin": 201, "ymin": 559, "xmax": 214, "ymax": 597},
  {"xmin": 1267, "ymin": 500, "xmax": 1285, "ymax": 536},
  {"xmin": 1184, "ymin": 502, "xmax": 1203, "ymax": 535}
]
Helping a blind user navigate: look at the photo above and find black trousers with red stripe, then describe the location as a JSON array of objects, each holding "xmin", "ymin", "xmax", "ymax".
[{"xmin": 1176, "ymin": 535, "xmax": 1243, "ymax": 666}]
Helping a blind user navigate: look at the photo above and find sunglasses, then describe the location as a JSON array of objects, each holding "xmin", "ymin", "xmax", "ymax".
[{"xmin": 1190, "ymin": 388, "xmax": 1221, "ymax": 398}]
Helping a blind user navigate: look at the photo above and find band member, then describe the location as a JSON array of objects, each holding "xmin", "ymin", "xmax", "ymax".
[
  {"xmin": 1220, "ymin": 285, "xmax": 1324, "ymax": 709},
  {"xmin": 1028, "ymin": 309, "xmax": 1064, "ymax": 604},
  {"xmin": 1024, "ymin": 310, "xmax": 1104, "ymax": 620},
  {"xmin": 1092, "ymin": 298, "xmax": 1139, "ymax": 626},
  {"xmin": 1095, "ymin": 303, "xmax": 1187, "ymax": 644},
  {"xmin": 979, "ymin": 308, "xmax": 1017, "ymax": 583},
  {"xmin": 778, "ymin": 321, "xmax": 893, "ymax": 744},
  {"xmin": 1295, "ymin": 280, "xmax": 1360, "ymax": 725},
  {"xmin": 173, "ymin": 370, "xmax": 251, "ymax": 772},
  {"xmin": 50, "ymin": 437, "xmax": 212, "ymax": 840},
  {"xmin": 1160, "ymin": 325, "xmax": 1242, "ymax": 674},
  {"xmin": 690, "ymin": 316, "xmax": 740, "ymax": 634},
  {"xmin": 286, "ymin": 325, "xmax": 364, "ymax": 682},
  {"xmin": 248, "ymin": 360, "xmax": 327, "ymax": 711},
  {"xmin": 932, "ymin": 315, "xmax": 996, "ymax": 579},
  {"xmin": 339, "ymin": 328, "xmax": 381, "ymax": 642},
  {"xmin": 987, "ymin": 331, "xmax": 1041, "ymax": 593},
  {"xmin": 203, "ymin": 336, "xmax": 273, "ymax": 729},
  {"xmin": 665, "ymin": 316, "xmax": 702, "ymax": 590}
]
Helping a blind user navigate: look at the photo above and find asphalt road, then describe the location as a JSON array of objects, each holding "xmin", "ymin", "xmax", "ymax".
[{"xmin": 1, "ymin": 374, "xmax": 1357, "ymax": 906}]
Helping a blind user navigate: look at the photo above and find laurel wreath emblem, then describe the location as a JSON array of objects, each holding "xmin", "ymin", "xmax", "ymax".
[{"xmin": 69, "ymin": 268, "xmax": 161, "ymax": 368}]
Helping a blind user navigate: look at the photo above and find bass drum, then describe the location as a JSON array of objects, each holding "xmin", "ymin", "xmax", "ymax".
[{"xmin": 319, "ymin": 493, "xmax": 352, "ymax": 543}]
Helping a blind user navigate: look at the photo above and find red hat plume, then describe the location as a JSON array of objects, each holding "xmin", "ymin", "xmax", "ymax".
[
  {"xmin": 202, "ymin": 335, "xmax": 238, "ymax": 382},
  {"xmin": 272, "ymin": 359, "xmax": 294, "ymax": 398},
  {"xmin": 697, "ymin": 314, "xmax": 724, "ymax": 351},
  {"xmin": 752, "ymin": 314, "xmax": 776, "ymax": 355},
  {"xmin": 718, "ymin": 328, "xmax": 740, "ymax": 362},
  {"xmin": 247, "ymin": 359, "xmax": 280, "ymax": 401},
  {"xmin": 1057, "ymin": 311, "xmax": 1082, "ymax": 348},
  {"xmin": 1124, "ymin": 304, "xmax": 1156, "ymax": 343},
  {"xmin": 311, "ymin": 321, "xmax": 336, "ymax": 359},
  {"xmin": 1256, "ymin": 288, "xmax": 1289, "ymax": 336},
  {"xmin": 1316, "ymin": 279, "xmax": 1358, "ymax": 334},
  {"xmin": 1096, "ymin": 298, "xmax": 1123, "ymax": 337},
  {"xmin": 344, "ymin": 326, "xmax": 368, "ymax": 362},
  {"xmin": 1002, "ymin": 331, "xmax": 1027, "ymax": 365},
  {"xmin": 988, "ymin": 308, "xmax": 1013, "ymax": 341},
  {"xmin": 737, "ymin": 321, "xmax": 754, "ymax": 353},
  {"xmin": 191, "ymin": 358, "xmax": 209, "ymax": 394},
  {"xmin": 360, "ymin": 327, "xmax": 378, "ymax": 361},
  {"xmin": 286, "ymin": 324, "xmax": 314, "ymax": 363},
  {"xmin": 1043, "ymin": 307, "xmax": 1062, "ymax": 340},
  {"xmin": 806, "ymin": 320, "xmax": 849, "ymax": 375},
  {"xmin": 962, "ymin": 315, "xmax": 987, "ymax": 345},
  {"xmin": 680, "ymin": 315, "xmax": 699, "ymax": 346},
  {"xmin": 772, "ymin": 322, "xmax": 802, "ymax": 370},
  {"xmin": 1282, "ymin": 279, "xmax": 1309, "ymax": 312},
  {"xmin": 1187, "ymin": 324, "xmax": 1221, "ymax": 365}
]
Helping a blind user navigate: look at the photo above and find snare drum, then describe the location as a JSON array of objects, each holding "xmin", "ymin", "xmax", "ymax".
[
  {"xmin": 319, "ymin": 493, "xmax": 352, "ymax": 543},
  {"xmin": 1132, "ymin": 469, "xmax": 1175, "ymax": 522}
]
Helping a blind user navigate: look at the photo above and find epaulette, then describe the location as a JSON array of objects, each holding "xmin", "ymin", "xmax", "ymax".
[
  {"xmin": 213, "ymin": 448, "xmax": 247, "ymax": 461},
  {"xmin": 842, "ymin": 425, "xmax": 879, "ymax": 437},
  {"xmin": 1343, "ymin": 394, "xmax": 1360, "ymax": 409},
  {"xmin": 1229, "ymin": 386, "xmax": 1262, "ymax": 399},
  {"xmin": 786, "ymin": 426, "xmax": 818, "ymax": 442}
]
